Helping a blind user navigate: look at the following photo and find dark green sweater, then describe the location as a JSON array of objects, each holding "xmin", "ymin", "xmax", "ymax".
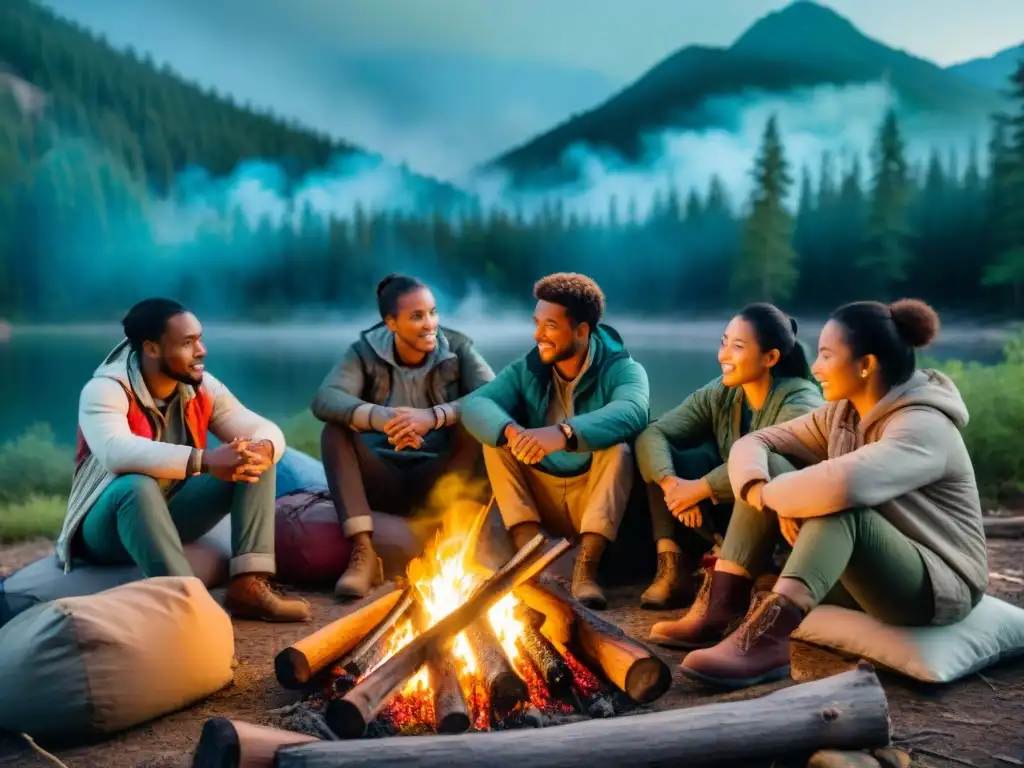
[{"xmin": 635, "ymin": 375, "xmax": 823, "ymax": 503}]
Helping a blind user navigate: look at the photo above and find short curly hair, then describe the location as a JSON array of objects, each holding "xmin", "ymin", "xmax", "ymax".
[{"xmin": 534, "ymin": 272, "xmax": 606, "ymax": 329}]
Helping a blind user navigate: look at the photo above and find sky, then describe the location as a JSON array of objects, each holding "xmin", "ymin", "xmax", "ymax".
[{"xmin": 41, "ymin": 0, "xmax": 1024, "ymax": 83}]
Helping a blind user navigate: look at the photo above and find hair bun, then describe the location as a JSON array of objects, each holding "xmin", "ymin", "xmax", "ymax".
[
  {"xmin": 789, "ymin": 317, "xmax": 798, "ymax": 335},
  {"xmin": 889, "ymin": 298, "xmax": 940, "ymax": 348},
  {"xmin": 376, "ymin": 273, "xmax": 401, "ymax": 297}
]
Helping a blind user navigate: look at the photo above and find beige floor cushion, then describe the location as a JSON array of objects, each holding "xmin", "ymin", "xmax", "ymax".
[
  {"xmin": 0, "ymin": 576, "xmax": 234, "ymax": 742},
  {"xmin": 792, "ymin": 595, "xmax": 1024, "ymax": 683}
]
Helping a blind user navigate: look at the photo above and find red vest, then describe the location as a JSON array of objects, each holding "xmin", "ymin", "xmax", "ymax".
[{"xmin": 75, "ymin": 381, "xmax": 214, "ymax": 467}]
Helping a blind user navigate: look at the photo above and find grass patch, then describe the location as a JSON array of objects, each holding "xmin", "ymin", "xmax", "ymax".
[
  {"xmin": 1, "ymin": 337, "xmax": 1023, "ymax": 545},
  {"xmin": 0, "ymin": 495, "xmax": 68, "ymax": 544}
]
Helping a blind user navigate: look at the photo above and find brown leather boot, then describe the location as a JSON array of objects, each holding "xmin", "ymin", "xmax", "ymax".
[
  {"xmin": 647, "ymin": 569, "xmax": 752, "ymax": 649},
  {"xmin": 680, "ymin": 592, "xmax": 806, "ymax": 688},
  {"xmin": 224, "ymin": 574, "xmax": 311, "ymax": 622},
  {"xmin": 572, "ymin": 533, "xmax": 607, "ymax": 610},
  {"xmin": 334, "ymin": 535, "xmax": 383, "ymax": 601},
  {"xmin": 510, "ymin": 521, "xmax": 543, "ymax": 551},
  {"xmin": 640, "ymin": 551, "xmax": 696, "ymax": 609}
]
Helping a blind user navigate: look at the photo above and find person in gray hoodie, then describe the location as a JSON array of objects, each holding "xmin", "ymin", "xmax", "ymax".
[
  {"xmin": 311, "ymin": 274, "xmax": 495, "ymax": 600},
  {"xmin": 658, "ymin": 298, "xmax": 988, "ymax": 689}
]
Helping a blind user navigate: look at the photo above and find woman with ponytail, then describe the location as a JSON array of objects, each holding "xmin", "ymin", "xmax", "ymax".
[
  {"xmin": 635, "ymin": 303, "xmax": 822, "ymax": 609},
  {"xmin": 670, "ymin": 299, "xmax": 988, "ymax": 690},
  {"xmin": 311, "ymin": 273, "xmax": 495, "ymax": 600}
]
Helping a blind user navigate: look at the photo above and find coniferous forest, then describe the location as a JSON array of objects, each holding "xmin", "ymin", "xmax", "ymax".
[{"xmin": 1, "ymin": 0, "xmax": 1024, "ymax": 322}]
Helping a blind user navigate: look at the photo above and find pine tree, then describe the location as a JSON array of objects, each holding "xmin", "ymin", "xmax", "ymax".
[
  {"xmin": 860, "ymin": 109, "xmax": 914, "ymax": 298},
  {"xmin": 982, "ymin": 62, "xmax": 1024, "ymax": 312},
  {"xmin": 731, "ymin": 115, "xmax": 798, "ymax": 302}
]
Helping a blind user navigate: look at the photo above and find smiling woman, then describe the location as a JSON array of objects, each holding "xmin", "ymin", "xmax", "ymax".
[{"xmin": 635, "ymin": 302, "xmax": 822, "ymax": 611}]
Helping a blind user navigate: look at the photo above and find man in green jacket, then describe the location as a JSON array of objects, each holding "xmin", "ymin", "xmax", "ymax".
[
  {"xmin": 311, "ymin": 274, "xmax": 495, "ymax": 600},
  {"xmin": 461, "ymin": 273, "xmax": 650, "ymax": 609}
]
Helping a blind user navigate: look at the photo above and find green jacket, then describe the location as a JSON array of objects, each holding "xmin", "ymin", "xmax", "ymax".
[
  {"xmin": 461, "ymin": 325, "xmax": 650, "ymax": 477},
  {"xmin": 635, "ymin": 375, "xmax": 823, "ymax": 503}
]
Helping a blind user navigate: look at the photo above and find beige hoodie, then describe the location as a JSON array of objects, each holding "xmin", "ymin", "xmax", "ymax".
[
  {"xmin": 728, "ymin": 368, "xmax": 988, "ymax": 625},
  {"xmin": 56, "ymin": 340, "xmax": 286, "ymax": 572}
]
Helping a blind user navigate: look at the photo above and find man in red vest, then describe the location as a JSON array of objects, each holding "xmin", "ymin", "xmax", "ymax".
[{"xmin": 55, "ymin": 298, "xmax": 310, "ymax": 622}]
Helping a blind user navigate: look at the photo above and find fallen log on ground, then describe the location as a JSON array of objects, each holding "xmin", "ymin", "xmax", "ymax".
[
  {"xmin": 518, "ymin": 579, "xmax": 671, "ymax": 704},
  {"xmin": 190, "ymin": 717, "xmax": 318, "ymax": 768},
  {"xmin": 278, "ymin": 663, "xmax": 890, "ymax": 767},
  {"xmin": 323, "ymin": 534, "xmax": 554, "ymax": 739},
  {"xmin": 984, "ymin": 515, "xmax": 1024, "ymax": 539},
  {"xmin": 464, "ymin": 618, "xmax": 528, "ymax": 718},
  {"xmin": 275, "ymin": 584, "xmax": 404, "ymax": 689}
]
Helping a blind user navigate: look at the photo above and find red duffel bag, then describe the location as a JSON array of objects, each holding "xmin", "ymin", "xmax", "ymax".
[{"xmin": 274, "ymin": 491, "xmax": 422, "ymax": 588}]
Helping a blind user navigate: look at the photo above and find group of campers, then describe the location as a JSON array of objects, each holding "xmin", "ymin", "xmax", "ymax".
[{"xmin": 59, "ymin": 271, "xmax": 988, "ymax": 690}]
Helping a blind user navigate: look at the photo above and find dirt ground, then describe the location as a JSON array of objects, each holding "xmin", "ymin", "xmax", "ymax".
[{"xmin": 1, "ymin": 539, "xmax": 1023, "ymax": 768}]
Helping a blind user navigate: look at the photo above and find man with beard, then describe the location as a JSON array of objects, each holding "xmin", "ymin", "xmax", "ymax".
[
  {"xmin": 56, "ymin": 298, "xmax": 310, "ymax": 622},
  {"xmin": 461, "ymin": 273, "xmax": 650, "ymax": 608},
  {"xmin": 312, "ymin": 273, "xmax": 495, "ymax": 600}
]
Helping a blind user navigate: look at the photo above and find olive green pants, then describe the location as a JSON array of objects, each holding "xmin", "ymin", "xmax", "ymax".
[{"xmin": 721, "ymin": 497, "xmax": 935, "ymax": 626}]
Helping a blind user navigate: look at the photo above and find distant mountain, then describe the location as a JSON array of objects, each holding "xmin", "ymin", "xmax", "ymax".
[
  {"xmin": 38, "ymin": 0, "xmax": 619, "ymax": 178},
  {"xmin": 483, "ymin": 1, "xmax": 1004, "ymax": 188},
  {"xmin": 3, "ymin": 0, "xmax": 465, "ymax": 207},
  {"xmin": 947, "ymin": 44, "xmax": 1024, "ymax": 92}
]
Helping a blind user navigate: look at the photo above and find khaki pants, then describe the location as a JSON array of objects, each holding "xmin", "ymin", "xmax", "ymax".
[{"xmin": 482, "ymin": 443, "xmax": 633, "ymax": 542}]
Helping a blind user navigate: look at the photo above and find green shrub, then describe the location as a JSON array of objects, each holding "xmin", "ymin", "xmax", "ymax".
[
  {"xmin": 0, "ymin": 423, "xmax": 74, "ymax": 506},
  {"xmin": 281, "ymin": 411, "xmax": 323, "ymax": 459},
  {"xmin": 0, "ymin": 496, "xmax": 68, "ymax": 544}
]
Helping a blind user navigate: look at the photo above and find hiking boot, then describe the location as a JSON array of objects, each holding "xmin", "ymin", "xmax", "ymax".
[
  {"xmin": 334, "ymin": 536, "xmax": 383, "ymax": 601},
  {"xmin": 572, "ymin": 533, "xmax": 607, "ymax": 610},
  {"xmin": 510, "ymin": 521, "xmax": 543, "ymax": 551},
  {"xmin": 680, "ymin": 592, "xmax": 806, "ymax": 689},
  {"xmin": 640, "ymin": 551, "xmax": 696, "ymax": 609},
  {"xmin": 647, "ymin": 569, "xmax": 752, "ymax": 649},
  {"xmin": 225, "ymin": 574, "xmax": 311, "ymax": 623}
]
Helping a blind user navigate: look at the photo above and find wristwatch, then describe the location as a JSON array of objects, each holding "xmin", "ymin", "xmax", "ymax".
[{"xmin": 558, "ymin": 421, "xmax": 577, "ymax": 450}]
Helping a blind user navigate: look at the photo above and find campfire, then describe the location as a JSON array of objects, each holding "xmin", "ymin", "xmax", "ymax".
[{"xmin": 273, "ymin": 502, "xmax": 672, "ymax": 739}]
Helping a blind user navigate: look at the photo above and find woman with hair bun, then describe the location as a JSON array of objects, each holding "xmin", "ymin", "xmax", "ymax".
[
  {"xmin": 635, "ymin": 303, "xmax": 823, "ymax": 610},
  {"xmin": 311, "ymin": 273, "xmax": 496, "ymax": 600},
  {"xmin": 671, "ymin": 298, "xmax": 988, "ymax": 690}
]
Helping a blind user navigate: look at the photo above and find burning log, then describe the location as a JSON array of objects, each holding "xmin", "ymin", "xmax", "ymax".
[
  {"xmin": 464, "ymin": 619, "xmax": 529, "ymax": 718},
  {"xmin": 518, "ymin": 580, "xmax": 670, "ymax": 704},
  {"xmin": 516, "ymin": 623, "xmax": 572, "ymax": 701},
  {"xmin": 324, "ymin": 534, "xmax": 554, "ymax": 739},
  {"xmin": 329, "ymin": 588, "xmax": 416, "ymax": 694},
  {"xmin": 279, "ymin": 664, "xmax": 891, "ymax": 767},
  {"xmin": 411, "ymin": 600, "xmax": 472, "ymax": 735},
  {"xmin": 190, "ymin": 718, "xmax": 318, "ymax": 768},
  {"xmin": 275, "ymin": 584, "xmax": 405, "ymax": 689}
]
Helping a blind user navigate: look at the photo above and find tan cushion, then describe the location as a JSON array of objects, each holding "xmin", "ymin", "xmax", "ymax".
[
  {"xmin": 792, "ymin": 595, "xmax": 1024, "ymax": 683},
  {"xmin": 0, "ymin": 576, "xmax": 234, "ymax": 741}
]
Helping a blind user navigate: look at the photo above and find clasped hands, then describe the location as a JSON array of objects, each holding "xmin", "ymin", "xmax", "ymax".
[
  {"xmin": 658, "ymin": 475, "xmax": 712, "ymax": 528},
  {"xmin": 376, "ymin": 406, "xmax": 438, "ymax": 451},
  {"xmin": 503, "ymin": 423, "xmax": 567, "ymax": 465},
  {"xmin": 745, "ymin": 480, "xmax": 800, "ymax": 546},
  {"xmin": 205, "ymin": 438, "xmax": 274, "ymax": 483}
]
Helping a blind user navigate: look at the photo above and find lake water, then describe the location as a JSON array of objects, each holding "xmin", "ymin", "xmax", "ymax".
[{"xmin": 0, "ymin": 316, "xmax": 1011, "ymax": 444}]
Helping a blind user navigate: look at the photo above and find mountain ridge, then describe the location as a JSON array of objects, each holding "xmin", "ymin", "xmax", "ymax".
[{"xmin": 482, "ymin": 1, "xmax": 1003, "ymax": 188}]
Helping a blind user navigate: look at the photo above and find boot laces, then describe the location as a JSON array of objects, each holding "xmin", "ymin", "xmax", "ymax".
[
  {"xmin": 736, "ymin": 593, "xmax": 782, "ymax": 654},
  {"xmin": 691, "ymin": 568, "xmax": 714, "ymax": 617},
  {"xmin": 349, "ymin": 541, "xmax": 373, "ymax": 570}
]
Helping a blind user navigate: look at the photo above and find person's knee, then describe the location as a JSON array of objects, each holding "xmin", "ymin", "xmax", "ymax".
[
  {"xmin": 107, "ymin": 474, "xmax": 164, "ymax": 515},
  {"xmin": 595, "ymin": 442, "xmax": 631, "ymax": 468},
  {"xmin": 765, "ymin": 452, "xmax": 800, "ymax": 479},
  {"xmin": 320, "ymin": 422, "xmax": 351, "ymax": 453}
]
